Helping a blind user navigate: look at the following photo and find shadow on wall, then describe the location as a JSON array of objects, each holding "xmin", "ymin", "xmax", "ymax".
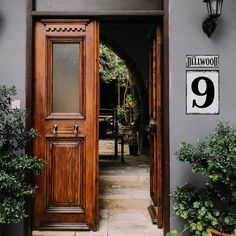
[
  {"xmin": 0, "ymin": 11, "xmax": 5, "ymax": 39},
  {"xmin": 1, "ymin": 223, "xmax": 23, "ymax": 236}
]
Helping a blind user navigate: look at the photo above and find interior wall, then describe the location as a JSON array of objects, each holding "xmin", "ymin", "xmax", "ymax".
[
  {"xmin": 0, "ymin": 0, "xmax": 26, "ymax": 235},
  {"xmin": 169, "ymin": 0, "xmax": 236, "ymax": 233}
]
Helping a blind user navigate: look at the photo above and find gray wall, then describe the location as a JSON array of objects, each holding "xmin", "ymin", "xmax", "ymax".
[
  {"xmin": 0, "ymin": 0, "xmax": 26, "ymax": 235},
  {"xmin": 35, "ymin": 0, "xmax": 162, "ymax": 12},
  {"xmin": 169, "ymin": 0, "xmax": 236, "ymax": 232},
  {"xmin": 0, "ymin": 0, "xmax": 26, "ymax": 108}
]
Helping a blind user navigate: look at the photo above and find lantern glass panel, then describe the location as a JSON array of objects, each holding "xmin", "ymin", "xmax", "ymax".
[
  {"xmin": 210, "ymin": 0, "xmax": 217, "ymax": 16},
  {"xmin": 206, "ymin": 2, "xmax": 210, "ymax": 15},
  {"xmin": 217, "ymin": 0, "xmax": 223, "ymax": 15}
]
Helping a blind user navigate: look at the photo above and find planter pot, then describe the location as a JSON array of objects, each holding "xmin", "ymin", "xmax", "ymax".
[
  {"xmin": 209, "ymin": 229, "xmax": 231, "ymax": 236},
  {"xmin": 129, "ymin": 144, "xmax": 138, "ymax": 155},
  {"xmin": 99, "ymin": 120, "xmax": 108, "ymax": 138}
]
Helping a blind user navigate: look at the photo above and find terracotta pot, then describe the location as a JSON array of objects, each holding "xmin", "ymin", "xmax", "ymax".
[{"xmin": 209, "ymin": 228, "xmax": 231, "ymax": 236}]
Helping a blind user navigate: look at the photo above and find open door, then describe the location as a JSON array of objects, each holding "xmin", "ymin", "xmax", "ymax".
[
  {"xmin": 33, "ymin": 20, "xmax": 99, "ymax": 231},
  {"xmin": 148, "ymin": 25, "xmax": 163, "ymax": 229}
]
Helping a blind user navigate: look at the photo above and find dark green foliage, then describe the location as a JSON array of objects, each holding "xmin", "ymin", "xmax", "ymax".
[
  {"xmin": 99, "ymin": 43, "xmax": 128, "ymax": 83},
  {"xmin": 99, "ymin": 43, "xmax": 135, "ymax": 125},
  {"xmin": 173, "ymin": 121, "xmax": 236, "ymax": 236},
  {"xmin": 0, "ymin": 85, "xmax": 44, "ymax": 224}
]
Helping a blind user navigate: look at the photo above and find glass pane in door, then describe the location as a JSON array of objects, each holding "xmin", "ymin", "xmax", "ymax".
[{"xmin": 53, "ymin": 43, "xmax": 80, "ymax": 113}]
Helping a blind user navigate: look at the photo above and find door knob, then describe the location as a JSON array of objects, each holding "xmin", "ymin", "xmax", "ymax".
[
  {"xmin": 145, "ymin": 124, "xmax": 157, "ymax": 136},
  {"xmin": 73, "ymin": 125, "xmax": 79, "ymax": 134},
  {"xmin": 53, "ymin": 124, "xmax": 58, "ymax": 134}
]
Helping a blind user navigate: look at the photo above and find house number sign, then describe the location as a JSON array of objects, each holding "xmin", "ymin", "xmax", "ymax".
[
  {"xmin": 186, "ymin": 70, "xmax": 219, "ymax": 114},
  {"xmin": 186, "ymin": 55, "xmax": 219, "ymax": 68}
]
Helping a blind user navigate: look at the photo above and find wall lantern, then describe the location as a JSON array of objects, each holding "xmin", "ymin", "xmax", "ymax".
[{"xmin": 202, "ymin": 0, "xmax": 223, "ymax": 37}]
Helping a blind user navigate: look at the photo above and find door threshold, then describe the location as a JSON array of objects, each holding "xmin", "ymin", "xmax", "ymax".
[{"xmin": 32, "ymin": 230, "xmax": 106, "ymax": 236}]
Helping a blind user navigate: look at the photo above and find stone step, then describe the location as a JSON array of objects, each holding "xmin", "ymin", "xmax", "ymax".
[
  {"xmin": 100, "ymin": 164, "xmax": 150, "ymax": 175},
  {"xmin": 99, "ymin": 174, "xmax": 149, "ymax": 190},
  {"xmin": 106, "ymin": 213, "xmax": 162, "ymax": 236},
  {"xmin": 101, "ymin": 188, "xmax": 150, "ymax": 199},
  {"xmin": 99, "ymin": 189, "xmax": 150, "ymax": 212}
]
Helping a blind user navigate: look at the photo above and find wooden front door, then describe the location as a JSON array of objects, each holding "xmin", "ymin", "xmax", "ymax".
[
  {"xmin": 148, "ymin": 25, "xmax": 163, "ymax": 229},
  {"xmin": 33, "ymin": 20, "xmax": 99, "ymax": 231}
]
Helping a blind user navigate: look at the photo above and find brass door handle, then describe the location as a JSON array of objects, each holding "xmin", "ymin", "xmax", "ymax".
[{"xmin": 52, "ymin": 125, "xmax": 79, "ymax": 134}]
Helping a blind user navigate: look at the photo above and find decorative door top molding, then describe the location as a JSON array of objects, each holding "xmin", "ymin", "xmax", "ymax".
[{"xmin": 42, "ymin": 19, "xmax": 90, "ymax": 33}]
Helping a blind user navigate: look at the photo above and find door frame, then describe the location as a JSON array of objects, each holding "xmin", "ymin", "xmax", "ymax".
[{"xmin": 25, "ymin": 1, "xmax": 169, "ymax": 235}]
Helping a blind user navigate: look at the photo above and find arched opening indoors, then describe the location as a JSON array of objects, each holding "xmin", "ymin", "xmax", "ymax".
[
  {"xmin": 99, "ymin": 23, "xmax": 156, "ymax": 154},
  {"xmin": 99, "ymin": 42, "xmax": 144, "ymax": 152}
]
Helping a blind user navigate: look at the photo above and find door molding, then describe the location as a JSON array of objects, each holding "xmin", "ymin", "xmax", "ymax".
[
  {"xmin": 32, "ymin": 19, "xmax": 99, "ymax": 231},
  {"xmin": 148, "ymin": 24, "xmax": 163, "ymax": 229},
  {"xmin": 25, "ymin": 1, "xmax": 169, "ymax": 235}
]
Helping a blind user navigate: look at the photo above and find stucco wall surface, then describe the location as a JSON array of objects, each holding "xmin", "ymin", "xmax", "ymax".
[
  {"xmin": 0, "ymin": 0, "xmax": 26, "ymax": 108},
  {"xmin": 0, "ymin": 0, "xmax": 26, "ymax": 235},
  {"xmin": 169, "ymin": 0, "xmax": 236, "ymax": 232}
]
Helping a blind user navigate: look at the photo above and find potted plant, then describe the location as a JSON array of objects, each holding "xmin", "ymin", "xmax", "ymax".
[
  {"xmin": 128, "ymin": 135, "xmax": 139, "ymax": 156},
  {"xmin": 168, "ymin": 121, "xmax": 236, "ymax": 236},
  {"xmin": 0, "ymin": 86, "xmax": 44, "ymax": 234}
]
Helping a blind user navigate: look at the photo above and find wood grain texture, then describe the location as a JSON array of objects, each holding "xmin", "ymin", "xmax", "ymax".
[
  {"xmin": 48, "ymin": 139, "xmax": 83, "ymax": 209},
  {"xmin": 33, "ymin": 20, "xmax": 99, "ymax": 231},
  {"xmin": 149, "ymin": 25, "xmax": 163, "ymax": 229}
]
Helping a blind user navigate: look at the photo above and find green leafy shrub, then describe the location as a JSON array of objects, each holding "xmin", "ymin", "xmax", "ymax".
[
  {"xmin": 99, "ymin": 43, "xmax": 128, "ymax": 83},
  {"xmin": 117, "ymin": 106, "xmax": 126, "ymax": 123},
  {"xmin": 173, "ymin": 121, "xmax": 236, "ymax": 236},
  {"xmin": 0, "ymin": 85, "xmax": 44, "ymax": 224}
]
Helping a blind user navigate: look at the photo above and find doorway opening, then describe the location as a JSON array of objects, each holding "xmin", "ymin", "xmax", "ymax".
[
  {"xmin": 98, "ymin": 22, "xmax": 163, "ymax": 235},
  {"xmin": 31, "ymin": 19, "xmax": 165, "ymax": 235}
]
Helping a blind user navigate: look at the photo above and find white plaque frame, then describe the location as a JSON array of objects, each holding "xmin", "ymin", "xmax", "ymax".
[{"xmin": 186, "ymin": 70, "xmax": 219, "ymax": 115}]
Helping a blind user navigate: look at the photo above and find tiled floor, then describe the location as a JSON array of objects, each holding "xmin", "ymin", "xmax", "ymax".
[{"xmin": 32, "ymin": 141, "xmax": 163, "ymax": 236}]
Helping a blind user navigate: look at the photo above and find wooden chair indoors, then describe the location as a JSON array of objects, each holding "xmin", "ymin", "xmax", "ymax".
[{"xmin": 99, "ymin": 108, "xmax": 124, "ymax": 163}]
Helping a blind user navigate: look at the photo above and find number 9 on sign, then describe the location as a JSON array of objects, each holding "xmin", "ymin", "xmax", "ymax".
[{"xmin": 186, "ymin": 71, "xmax": 219, "ymax": 114}]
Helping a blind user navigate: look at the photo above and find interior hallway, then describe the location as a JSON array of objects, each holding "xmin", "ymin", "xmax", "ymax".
[{"xmin": 32, "ymin": 141, "xmax": 163, "ymax": 236}]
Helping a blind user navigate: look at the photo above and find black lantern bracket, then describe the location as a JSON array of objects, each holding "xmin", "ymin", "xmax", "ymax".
[
  {"xmin": 202, "ymin": 0, "xmax": 223, "ymax": 38},
  {"xmin": 202, "ymin": 17, "xmax": 218, "ymax": 37}
]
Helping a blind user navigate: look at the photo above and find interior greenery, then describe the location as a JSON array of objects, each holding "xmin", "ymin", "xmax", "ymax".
[
  {"xmin": 99, "ymin": 43, "xmax": 128, "ymax": 83},
  {"xmin": 0, "ymin": 85, "xmax": 44, "ymax": 224},
  {"xmin": 169, "ymin": 121, "xmax": 236, "ymax": 236},
  {"xmin": 99, "ymin": 43, "xmax": 135, "ymax": 125}
]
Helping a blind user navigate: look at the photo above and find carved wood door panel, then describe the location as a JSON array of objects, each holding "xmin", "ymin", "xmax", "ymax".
[
  {"xmin": 148, "ymin": 25, "xmax": 163, "ymax": 229},
  {"xmin": 33, "ymin": 20, "xmax": 99, "ymax": 231}
]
